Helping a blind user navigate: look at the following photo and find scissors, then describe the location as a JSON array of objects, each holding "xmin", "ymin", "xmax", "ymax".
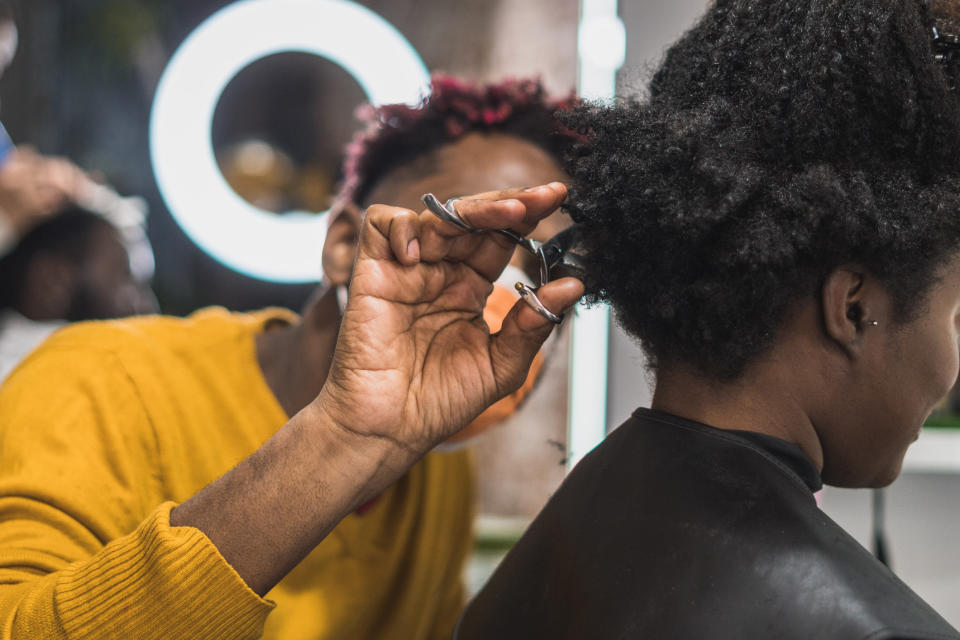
[
  {"xmin": 933, "ymin": 25, "xmax": 960, "ymax": 64},
  {"xmin": 422, "ymin": 193, "xmax": 586, "ymax": 324}
]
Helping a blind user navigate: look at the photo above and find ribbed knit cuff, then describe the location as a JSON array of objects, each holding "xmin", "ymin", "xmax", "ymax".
[{"xmin": 55, "ymin": 502, "xmax": 274, "ymax": 640}]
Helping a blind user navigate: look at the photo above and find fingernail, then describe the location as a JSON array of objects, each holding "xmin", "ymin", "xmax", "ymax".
[
  {"xmin": 523, "ymin": 185, "xmax": 548, "ymax": 193},
  {"xmin": 407, "ymin": 238, "xmax": 420, "ymax": 260}
]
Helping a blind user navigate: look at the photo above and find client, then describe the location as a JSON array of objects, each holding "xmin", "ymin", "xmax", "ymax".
[{"xmin": 456, "ymin": 0, "xmax": 960, "ymax": 638}]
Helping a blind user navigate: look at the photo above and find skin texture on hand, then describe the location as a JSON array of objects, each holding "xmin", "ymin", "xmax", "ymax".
[
  {"xmin": 318, "ymin": 183, "xmax": 585, "ymax": 461},
  {"xmin": 171, "ymin": 182, "xmax": 584, "ymax": 596}
]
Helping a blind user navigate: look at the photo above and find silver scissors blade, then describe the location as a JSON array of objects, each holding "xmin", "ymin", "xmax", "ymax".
[
  {"xmin": 515, "ymin": 282, "xmax": 563, "ymax": 324},
  {"xmin": 421, "ymin": 193, "xmax": 474, "ymax": 232}
]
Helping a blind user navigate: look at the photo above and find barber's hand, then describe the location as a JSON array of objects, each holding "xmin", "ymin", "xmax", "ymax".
[
  {"xmin": 171, "ymin": 183, "xmax": 583, "ymax": 596},
  {"xmin": 0, "ymin": 147, "xmax": 87, "ymax": 235},
  {"xmin": 317, "ymin": 183, "xmax": 584, "ymax": 463}
]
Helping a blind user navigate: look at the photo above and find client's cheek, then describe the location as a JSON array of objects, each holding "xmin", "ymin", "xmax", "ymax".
[{"xmin": 922, "ymin": 339, "xmax": 959, "ymax": 416}]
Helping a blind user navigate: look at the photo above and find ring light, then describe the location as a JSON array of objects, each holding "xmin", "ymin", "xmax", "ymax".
[{"xmin": 150, "ymin": 0, "xmax": 429, "ymax": 282}]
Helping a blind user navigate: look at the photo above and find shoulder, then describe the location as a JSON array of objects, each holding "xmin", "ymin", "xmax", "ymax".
[
  {"xmin": 756, "ymin": 536, "xmax": 959, "ymax": 639},
  {"xmin": 459, "ymin": 411, "xmax": 959, "ymax": 640},
  {"xmin": 41, "ymin": 307, "xmax": 288, "ymax": 353},
  {"xmin": 13, "ymin": 307, "xmax": 292, "ymax": 371},
  {"xmin": 0, "ymin": 307, "xmax": 294, "ymax": 411}
]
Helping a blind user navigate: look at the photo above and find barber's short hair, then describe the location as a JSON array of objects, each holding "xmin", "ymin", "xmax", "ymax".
[
  {"xmin": 930, "ymin": 0, "xmax": 960, "ymax": 28},
  {"xmin": 338, "ymin": 74, "xmax": 581, "ymax": 206},
  {"xmin": 0, "ymin": 206, "xmax": 115, "ymax": 310},
  {"xmin": 563, "ymin": 0, "xmax": 960, "ymax": 379}
]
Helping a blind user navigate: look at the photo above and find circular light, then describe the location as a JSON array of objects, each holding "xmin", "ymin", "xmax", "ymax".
[{"xmin": 150, "ymin": 0, "xmax": 429, "ymax": 283}]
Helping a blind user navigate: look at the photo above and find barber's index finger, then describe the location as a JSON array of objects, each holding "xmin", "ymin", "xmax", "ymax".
[{"xmin": 451, "ymin": 183, "xmax": 567, "ymax": 235}]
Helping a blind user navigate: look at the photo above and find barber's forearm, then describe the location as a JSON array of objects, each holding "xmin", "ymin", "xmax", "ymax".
[{"xmin": 169, "ymin": 400, "xmax": 411, "ymax": 596}]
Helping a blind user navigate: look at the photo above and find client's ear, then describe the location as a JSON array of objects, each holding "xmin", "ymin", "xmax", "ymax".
[
  {"xmin": 321, "ymin": 201, "xmax": 363, "ymax": 286},
  {"xmin": 821, "ymin": 265, "xmax": 875, "ymax": 356}
]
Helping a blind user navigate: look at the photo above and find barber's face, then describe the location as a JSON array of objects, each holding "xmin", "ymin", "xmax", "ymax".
[{"xmin": 360, "ymin": 132, "xmax": 571, "ymax": 281}]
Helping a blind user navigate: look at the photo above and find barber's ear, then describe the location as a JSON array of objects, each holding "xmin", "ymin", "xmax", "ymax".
[
  {"xmin": 821, "ymin": 266, "xmax": 871, "ymax": 356},
  {"xmin": 321, "ymin": 201, "xmax": 363, "ymax": 286}
]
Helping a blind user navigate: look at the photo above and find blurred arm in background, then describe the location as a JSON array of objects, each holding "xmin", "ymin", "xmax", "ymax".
[{"xmin": 0, "ymin": 147, "xmax": 89, "ymax": 256}]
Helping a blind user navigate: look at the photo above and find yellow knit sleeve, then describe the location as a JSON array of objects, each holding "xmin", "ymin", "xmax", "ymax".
[
  {"xmin": 0, "ymin": 341, "xmax": 274, "ymax": 639},
  {"xmin": 424, "ymin": 451, "xmax": 475, "ymax": 640},
  {"xmin": 1, "ymin": 503, "xmax": 274, "ymax": 639}
]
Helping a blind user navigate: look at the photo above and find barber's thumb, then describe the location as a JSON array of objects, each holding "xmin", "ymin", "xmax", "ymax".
[{"xmin": 489, "ymin": 277, "xmax": 585, "ymax": 392}]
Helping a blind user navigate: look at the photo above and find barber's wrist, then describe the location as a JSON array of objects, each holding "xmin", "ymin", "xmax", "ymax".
[{"xmin": 303, "ymin": 394, "xmax": 419, "ymax": 504}]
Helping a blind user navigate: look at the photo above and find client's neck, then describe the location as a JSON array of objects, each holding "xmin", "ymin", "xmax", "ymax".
[{"xmin": 651, "ymin": 361, "xmax": 825, "ymax": 472}]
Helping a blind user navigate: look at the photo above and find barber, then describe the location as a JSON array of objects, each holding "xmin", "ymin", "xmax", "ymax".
[
  {"xmin": 0, "ymin": 2, "xmax": 91, "ymax": 256},
  {"xmin": 172, "ymin": 182, "xmax": 584, "ymax": 595}
]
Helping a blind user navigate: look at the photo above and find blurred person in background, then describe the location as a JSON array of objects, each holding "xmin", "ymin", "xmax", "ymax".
[
  {"xmin": 0, "ymin": 0, "xmax": 92, "ymax": 257},
  {"xmin": 0, "ymin": 203, "xmax": 156, "ymax": 380},
  {"xmin": 0, "ymin": 75, "xmax": 576, "ymax": 639},
  {"xmin": 0, "ymin": 147, "xmax": 90, "ymax": 257},
  {"xmin": 0, "ymin": 1, "xmax": 156, "ymax": 381}
]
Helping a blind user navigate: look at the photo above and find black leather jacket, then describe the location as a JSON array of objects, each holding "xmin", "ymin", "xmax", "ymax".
[{"xmin": 455, "ymin": 409, "xmax": 959, "ymax": 640}]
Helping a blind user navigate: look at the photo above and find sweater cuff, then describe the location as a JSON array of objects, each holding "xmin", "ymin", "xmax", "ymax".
[{"xmin": 55, "ymin": 502, "xmax": 274, "ymax": 639}]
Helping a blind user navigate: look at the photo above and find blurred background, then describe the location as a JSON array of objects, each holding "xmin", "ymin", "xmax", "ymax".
[
  {"xmin": 2, "ymin": 0, "xmax": 959, "ymax": 625},
  {"xmin": 1, "ymin": 0, "xmax": 581, "ymax": 313}
]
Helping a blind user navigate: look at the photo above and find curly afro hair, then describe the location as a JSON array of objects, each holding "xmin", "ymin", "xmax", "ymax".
[
  {"xmin": 338, "ymin": 73, "xmax": 581, "ymax": 206},
  {"xmin": 563, "ymin": 0, "xmax": 960, "ymax": 380}
]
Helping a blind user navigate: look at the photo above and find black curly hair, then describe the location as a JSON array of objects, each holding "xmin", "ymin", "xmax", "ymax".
[{"xmin": 563, "ymin": 0, "xmax": 960, "ymax": 380}]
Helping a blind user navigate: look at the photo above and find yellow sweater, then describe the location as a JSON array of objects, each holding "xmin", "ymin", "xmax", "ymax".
[{"xmin": 0, "ymin": 308, "xmax": 474, "ymax": 639}]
